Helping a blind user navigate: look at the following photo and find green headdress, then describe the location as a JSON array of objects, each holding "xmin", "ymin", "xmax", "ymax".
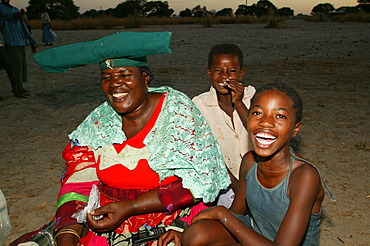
[{"xmin": 33, "ymin": 31, "xmax": 172, "ymax": 73}]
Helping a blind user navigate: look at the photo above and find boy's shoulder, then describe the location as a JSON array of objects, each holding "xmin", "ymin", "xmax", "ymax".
[{"xmin": 192, "ymin": 89, "xmax": 211, "ymax": 102}]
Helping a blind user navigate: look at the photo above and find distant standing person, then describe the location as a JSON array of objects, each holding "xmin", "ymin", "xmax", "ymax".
[
  {"xmin": 41, "ymin": 9, "xmax": 54, "ymax": 46},
  {"xmin": 0, "ymin": 0, "xmax": 37, "ymax": 98},
  {"xmin": 20, "ymin": 8, "xmax": 31, "ymax": 34},
  {"xmin": 0, "ymin": 34, "xmax": 16, "ymax": 101}
]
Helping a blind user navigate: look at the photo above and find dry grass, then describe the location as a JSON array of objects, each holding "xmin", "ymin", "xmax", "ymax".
[{"xmin": 28, "ymin": 15, "xmax": 290, "ymax": 30}]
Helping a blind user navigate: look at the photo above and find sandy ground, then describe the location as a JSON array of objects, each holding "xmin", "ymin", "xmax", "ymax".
[{"xmin": 0, "ymin": 20, "xmax": 369, "ymax": 245}]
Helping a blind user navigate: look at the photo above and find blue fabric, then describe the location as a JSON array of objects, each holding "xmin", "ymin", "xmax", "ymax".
[
  {"xmin": 235, "ymin": 152, "xmax": 327, "ymax": 245},
  {"xmin": 0, "ymin": 3, "xmax": 36, "ymax": 46},
  {"xmin": 42, "ymin": 22, "xmax": 54, "ymax": 43}
]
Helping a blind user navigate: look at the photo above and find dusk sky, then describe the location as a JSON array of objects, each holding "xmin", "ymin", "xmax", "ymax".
[{"xmin": 11, "ymin": 0, "xmax": 359, "ymax": 15}]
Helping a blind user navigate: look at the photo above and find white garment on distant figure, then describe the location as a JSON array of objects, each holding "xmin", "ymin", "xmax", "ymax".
[{"xmin": 41, "ymin": 11, "xmax": 51, "ymax": 23}]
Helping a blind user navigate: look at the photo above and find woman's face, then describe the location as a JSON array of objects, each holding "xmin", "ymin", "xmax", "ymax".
[{"xmin": 101, "ymin": 66, "xmax": 150, "ymax": 114}]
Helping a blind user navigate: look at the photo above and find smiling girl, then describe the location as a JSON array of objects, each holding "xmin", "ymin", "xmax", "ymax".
[{"xmin": 178, "ymin": 83, "xmax": 336, "ymax": 246}]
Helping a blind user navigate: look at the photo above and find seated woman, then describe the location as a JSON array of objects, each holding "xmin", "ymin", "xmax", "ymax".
[{"xmin": 33, "ymin": 32, "xmax": 230, "ymax": 246}]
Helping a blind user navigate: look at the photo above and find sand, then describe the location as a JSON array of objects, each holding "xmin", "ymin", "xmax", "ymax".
[{"xmin": 0, "ymin": 20, "xmax": 369, "ymax": 245}]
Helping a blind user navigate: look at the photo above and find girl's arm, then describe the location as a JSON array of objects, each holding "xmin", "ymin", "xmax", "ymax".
[
  {"xmin": 272, "ymin": 163, "xmax": 324, "ymax": 245},
  {"xmin": 226, "ymin": 165, "xmax": 239, "ymax": 192},
  {"xmin": 229, "ymin": 152, "xmax": 254, "ymax": 214}
]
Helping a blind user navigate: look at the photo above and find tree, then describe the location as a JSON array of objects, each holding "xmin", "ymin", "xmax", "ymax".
[
  {"xmin": 336, "ymin": 6, "xmax": 361, "ymax": 14},
  {"xmin": 142, "ymin": 1, "xmax": 174, "ymax": 17},
  {"xmin": 114, "ymin": 0, "xmax": 146, "ymax": 18},
  {"xmin": 276, "ymin": 7, "xmax": 294, "ymax": 17},
  {"xmin": 357, "ymin": 0, "xmax": 370, "ymax": 13},
  {"xmin": 235, "ymin": 1, "xmax": 277, "ymax": 17},
  {"xmin": 179, "ymin": 8, "xmax": 192, "ymax": 17},
  {"xmin": 256, "ymin": 0, "xmax": 277, "ymax": 12},
  {"xmin": 192, "ymin": 5, "xmax": 209, "ymax": 18},
  {"xmin": 82, "ymin": 9, "xmax": 100, "ymax": 18},
  {"xmin": 235, "ymin": 4, "xmax": 255, "ymax": 16},
  {"xmin": 215, "ymin": 8, "xmax": 233, "ymax": 17},
  {"xmin": 311, "ymin": 3, "xmax": 335, "ymax": 15},
  {"xmin": 26, "ymin": 0, "xmax": 80, "ymax": 20}
]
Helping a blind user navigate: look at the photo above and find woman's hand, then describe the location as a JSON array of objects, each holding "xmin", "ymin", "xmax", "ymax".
[
  {"xmin": 86, "ymin": 200, "xmax": 134, "ymax": 232},
  {"xmin": 157, "ymin": 230, "xmax": 182, "ymax": 246}
]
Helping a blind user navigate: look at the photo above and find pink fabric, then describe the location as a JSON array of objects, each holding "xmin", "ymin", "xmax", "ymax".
[
  {"xmin": 179, "ymin": 202, "xmax": 209, "ymax": 225},
  {"xmin": 81, "ymin": 231, "xmax": 109, "ymax": 246},
  {"xmin": 57, "ymin": 181, "xmax": 99, "ymax": 199}
]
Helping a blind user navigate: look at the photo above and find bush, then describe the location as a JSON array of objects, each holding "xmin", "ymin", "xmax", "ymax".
[
  {"xmin": 265, "ymin": 19, "xmax": 286, "ymax": 28},
  {"xmin": 330, "ymin": 13, "xmax": 370, "ymax": 23},
  {"xmin": 198, "ymin": 17, "xmax": 217, "ymax": 27},
  {"xmin": 27, "ymin": 13, "xmax": 369, "ymax": 31},
  {"xmin": 122, "ymin": 16, "xmax": 143, "ymax": 28}
]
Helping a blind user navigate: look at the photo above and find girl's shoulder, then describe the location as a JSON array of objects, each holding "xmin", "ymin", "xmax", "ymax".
[
  {"xmin": 288, "ymin": 158, "xmax": 323, "ymax": 198},
  {"xmin": 291, "ymin": 158, "xmax": 320, "ymax": 180}
]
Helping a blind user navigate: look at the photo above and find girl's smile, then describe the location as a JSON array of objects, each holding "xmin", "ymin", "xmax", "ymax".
[{"xmin": 255, "ymin": 131, "xmax": 277, "ymax": 148}]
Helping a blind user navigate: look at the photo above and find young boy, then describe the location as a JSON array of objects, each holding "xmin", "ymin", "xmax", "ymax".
[{"xmin": 192, "ymin": 43, "xmax": 255, "ymax": 208}]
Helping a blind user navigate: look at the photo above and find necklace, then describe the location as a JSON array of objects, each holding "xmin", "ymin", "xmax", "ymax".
[
  {"xmin": 258, "ymin": 164, "xmax": 289, "ymax": 173},
  {"xmin": 124, "ymin": 98, "xmax": 151, "ymax": 121}
]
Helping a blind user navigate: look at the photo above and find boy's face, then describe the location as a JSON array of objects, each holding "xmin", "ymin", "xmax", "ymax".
[
  {"xmin": 247, "ymin": 90, "xmax": 302, "ymax": 157},
  {"xmin": 207, "ymin": 54, "xmax": 244, "ymax": 95}
]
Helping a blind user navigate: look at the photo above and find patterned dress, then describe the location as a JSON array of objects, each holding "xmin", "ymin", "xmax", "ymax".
[{"xmin": 55, "ymin": 87, "xmax": 230, "ymax": 245}]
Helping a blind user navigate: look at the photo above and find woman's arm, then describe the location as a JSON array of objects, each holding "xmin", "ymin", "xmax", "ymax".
[
  {"xmin": 54, "ymin": 224, "xmax": 85, "ymax": 246},
  {"xmin": 87, "ymin": 189, "xmax": 166, "ymax": 232},
  {"xmin": 54, "ymin": 142, "xmax": 98, "ymax": 245},
  {"xmin": 87, "ymin": 178, "xmax": 195, "ymax": 232}
]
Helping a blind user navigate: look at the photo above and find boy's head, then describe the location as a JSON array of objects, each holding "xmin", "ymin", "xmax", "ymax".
[
  {"xmin": 208, "ymin": 43, "xmax": 243, "ymax": 69},
  {"xmin": 207, "ymin": 43, "xmax": 245, "ymax": 94},
  {"xmin": 250, "ymin": 83, "xmax": 303, "ymax": 123}
]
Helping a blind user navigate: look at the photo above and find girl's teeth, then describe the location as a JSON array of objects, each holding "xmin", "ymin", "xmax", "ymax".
[
  {"xmin": 256, "ymin": 137, "xmax": 276, "ymax": 146},
  {"xmin": 255, "ymin": 133, "xmax": 276, "ymax": 147}
]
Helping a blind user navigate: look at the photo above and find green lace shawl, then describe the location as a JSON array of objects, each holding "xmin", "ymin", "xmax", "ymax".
[{"xmin": 68, "ymin": 86, "xmax": 230, "ymax": 203}]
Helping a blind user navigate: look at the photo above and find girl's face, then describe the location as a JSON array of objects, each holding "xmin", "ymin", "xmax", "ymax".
[
  {"xmin": 207, "ymin": 54, "xmax": 244, "ymax": 94},
  {"xmin": 247, "ymin": 90, "xmax": 302, "ymax": 157},
  {"xmin": 101, "ymin": 66, "xmax": 150, "ymax": 115}
]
